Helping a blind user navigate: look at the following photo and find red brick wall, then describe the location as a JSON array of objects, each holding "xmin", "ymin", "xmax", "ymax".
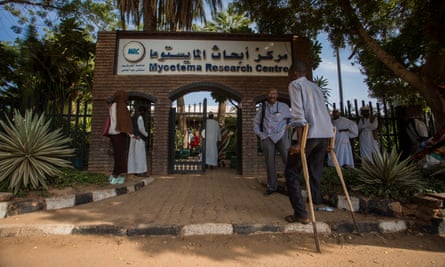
[{"xmin": 89, "ymin": 31, "xmax": 312, "ymax": 177}]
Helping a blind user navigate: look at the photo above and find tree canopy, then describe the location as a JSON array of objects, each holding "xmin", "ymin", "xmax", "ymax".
[
  {"xmin": 0, "ymin": 0, "xmax": 117, "ymax": 113},
  {"xmin": 2, "ymin": 0, "xmax": 444, "ymax": 128},
  {"xmin": 235, "ymin": 0, "xmax": 445, "ymax": 128}
]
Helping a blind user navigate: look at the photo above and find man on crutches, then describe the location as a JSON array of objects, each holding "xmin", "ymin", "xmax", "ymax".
[{"xmin": 284, "ymin": 62, "xmax": 334, "ymax": 250}]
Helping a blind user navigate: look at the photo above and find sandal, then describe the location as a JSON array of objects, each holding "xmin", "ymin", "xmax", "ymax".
[{"xmin": 284, "ymin": 215, "xmax": 310, "ymax": 224}]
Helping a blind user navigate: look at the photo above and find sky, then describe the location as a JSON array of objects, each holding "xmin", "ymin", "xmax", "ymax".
[
  {"xmin": 313, "ymin": 33, "xmax": 374, "ymax": 106},
  {"xmin": 0, "ymin": 2, "xmax": 376, "ymax": 110}
]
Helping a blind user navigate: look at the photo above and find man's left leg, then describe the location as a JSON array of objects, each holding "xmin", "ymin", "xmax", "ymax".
[{"xmin": 306, "ymin": 139, "xmax": 329, "ymax": 205}]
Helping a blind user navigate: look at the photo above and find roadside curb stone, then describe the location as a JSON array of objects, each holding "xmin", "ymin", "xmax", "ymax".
[
  {"xmin": 379, "ymin": 220, "xmax": 408, "ymax": 233},
  {"xmin": 331, "ymin": 220, "xmax": 411, "ymax": 234},
  {"xmin": 92, "ymin": 189, "xmax": 117, "ymax": 202},
  {"xmin": 72, "ymin": 224, "xmax": 127, "ymax": 236},
  {"xmin": 331, "ymin": 221, "xmax": 379, "ymax": 233},
  {"xmin": 337, "ymin": 195, "xmax": 360, "ymax": 212},
  {"xmin": 1, "ymin": 176, "xmax": 155, "ymax": 218},
  {"xmin": 181, "ymin": 223, "xmax": 234, "ymax": 236},
  {"xmin": 0, "ymin": 202, "xmax": 7, "ymax": 218},
  {"xmin": 46, "ymin": 195, "xmax": 75, "ymax": 210},
  {"xmin": 128, "ymin": 224, "xmax": 180, "ymax": 236},
  {"xmin": 74, "ymin": 192, "xmax": 93, "ymax": 205},
  {"xmin": 7, "ymin": 199, "xmax": 45, "ymax": 216},
  {"xmin": 0, "ymin": 224, "xmax": 75, "ymax": 237},
  {"xmin": 0, "ymin": 220, "xmax": 415, "ymax": 238},
  {"xmin": 284, "ymin": 222, "xmax": 331, "ymax": 234},
  {"xmin": 233, "ymin": 223, "xmax": 281, "ymax": 235}
]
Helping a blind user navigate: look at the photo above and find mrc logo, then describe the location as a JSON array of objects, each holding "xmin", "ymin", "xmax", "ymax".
[{"xmin": 123, "ymin": 41, "xmax": 145, "ymax": 63}]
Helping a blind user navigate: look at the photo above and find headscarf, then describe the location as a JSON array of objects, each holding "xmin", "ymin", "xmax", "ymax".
[{"xmin": 113, "ymin": 90, "xmax": 133, "ymax": 134}]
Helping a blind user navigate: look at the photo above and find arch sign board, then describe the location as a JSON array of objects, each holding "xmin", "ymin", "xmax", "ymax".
[{"xmin": 117, "ymin": 39, "xmax": 291, "ymax": 76}]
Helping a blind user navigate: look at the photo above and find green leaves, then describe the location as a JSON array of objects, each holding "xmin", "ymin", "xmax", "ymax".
[
  {"xmin": 0, "ymin": 109, "xmax": 75, "ymax": 194},
  {"xmin": 203, "ymin": 3, "xmax": 253, "ymax": 33},
  {"xmin": 353, "ymin": 147, "xmax": 425, "ymax": 200}
]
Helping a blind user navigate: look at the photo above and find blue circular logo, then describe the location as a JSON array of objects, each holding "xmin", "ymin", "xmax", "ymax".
[{"xmin": 123, "ymin": 41, "xmax": 145, "ymax": 63}]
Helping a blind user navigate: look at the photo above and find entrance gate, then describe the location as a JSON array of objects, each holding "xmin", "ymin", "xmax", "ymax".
[{"xmin": 168, "ymin": 99, "xmax": 208, "ymax": 173}]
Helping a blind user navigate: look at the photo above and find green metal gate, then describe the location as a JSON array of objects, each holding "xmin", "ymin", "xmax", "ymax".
[{"xmin": 168, "ymin": 98, "xmax": 207, "ymax": 173}]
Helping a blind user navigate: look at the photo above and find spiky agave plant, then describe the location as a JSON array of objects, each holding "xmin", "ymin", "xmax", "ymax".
[
  {"xmin": 353, "ymin": 148, "xmax": 425, "ymax": 200},
  {"xmin": 0, "ymin": 109, "xmax": 75, "ymax": 194}
]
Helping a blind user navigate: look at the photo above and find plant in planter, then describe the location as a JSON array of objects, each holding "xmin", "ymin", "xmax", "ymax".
[
  {"xmin": 352, "ymin": 147, "xmax": 425, "ymax": 201},
  {"xmin": 321, "ymin": 166, "xmax": 358, "ymax": 196},
  {"xmin": 418, "ymin": 164, "xmax": 445, "ymax": 193},
  {"xmin": 0, "ymin": 109, "xmax": 75, "ymax": 194}
]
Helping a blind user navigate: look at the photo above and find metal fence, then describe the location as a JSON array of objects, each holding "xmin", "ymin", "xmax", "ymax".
[
  {"xmin": 0, "ymin": 97, "xmax": 434, "ymax": 171},
  {"xmin": 0, "ymin": 98, "xmax": 92, "ymax": 170},
  {"xmin": 333, "ymin": 99, "xmax": 435, "ymax": 164}
]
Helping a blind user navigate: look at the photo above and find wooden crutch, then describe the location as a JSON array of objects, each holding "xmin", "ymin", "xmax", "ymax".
[
  {"xmin": 300, "ymin": 124, "xmax": 321, "ymax": 253},
  {"xmin": 329, "ymin": 127, "xmax": 361, "ymax": 233}
]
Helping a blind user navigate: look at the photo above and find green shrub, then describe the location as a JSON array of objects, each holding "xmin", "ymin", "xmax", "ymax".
[
  {"xmin": 0, "ymin": 109, "xmax": 75, "ymax": 194},
  {"xmin": 49, "ymin": 168, "xmax": 109, "ymax": 189},
  {"xmin": 321, "ymin": 166, "xmax": 358, "ymax": 196},
  {"xmin": 352, "ymin": 148, "xmax": 425, "ymax": 201},
  {"xmin": 418, "ymin": 164, "xmax": 445, "ymax": 193}
]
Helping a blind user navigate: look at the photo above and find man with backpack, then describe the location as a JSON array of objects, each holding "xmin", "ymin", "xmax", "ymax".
[{"xmin": 253, "ymin": 88, "xmax": 293, "ymax": 196}]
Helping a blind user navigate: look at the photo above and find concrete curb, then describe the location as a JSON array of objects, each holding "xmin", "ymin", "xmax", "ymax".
[
  {"xmin": 1, "ymin": 177, "xmax": 155, "ymax": 218},
  {"xmin": 0, "ymin": 220, "xmax": 410, "ymax": 237},
  {"xmin": 0, "ymin": 177, "xmax": 423, "ymax": 237}
]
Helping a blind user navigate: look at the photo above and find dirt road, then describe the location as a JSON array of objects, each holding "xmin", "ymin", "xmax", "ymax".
[{"xmin": 1, "ymin": 232, "xmax": 444, "ymax": 266}]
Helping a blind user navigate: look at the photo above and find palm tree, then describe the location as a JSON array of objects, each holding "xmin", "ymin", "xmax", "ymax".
[
  {"xmin": 203, "ymin": 4, "xmax": 253, "ymax": 126},
  {"xmin": 313, "ymin": 76, "xmax": 332, "ymax": 106},
  {"xmin": 113, "ymin": 0, "xmax": 222, "ymax": 147},
  {"xmin": 203, "ymin": 3, "xmax": 252, "ymax": 33},
  {"xmin": 113, "ymin": 0, "xmax": 222, "ymax": 32}
]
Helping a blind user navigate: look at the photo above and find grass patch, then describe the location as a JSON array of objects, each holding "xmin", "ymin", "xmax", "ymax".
[{"xmin": 49, "ymin": 168, "xmax": 109, "ymax": 189}]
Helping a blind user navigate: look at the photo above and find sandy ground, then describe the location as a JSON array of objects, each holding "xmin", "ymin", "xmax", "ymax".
[
  {"xmin": 2, "ymin": 169, "xmax": 445, "ymax": 266},
  {"xmin": 0, "ymin": 231, "xmax": 444, "ymax": 267}
]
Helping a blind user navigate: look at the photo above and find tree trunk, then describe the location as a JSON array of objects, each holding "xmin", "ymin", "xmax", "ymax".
[
  {"xmin": 217, "ymin": 100, "xmax": 226, "ymax": 127},
  {"xmin": 143, "ymin": 0, "xmax": 156, "ymax": 32},
  {"xmin": 177, "ymin": 96, "xmax": 189, "ymax": 149},
  {"xmin": 339, "ymin": 0, "xmax": 445, "ymax": 129}
]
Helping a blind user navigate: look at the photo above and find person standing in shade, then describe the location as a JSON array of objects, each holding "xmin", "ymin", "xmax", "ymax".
[
  {"xmin": 358, "ymin": 106, "xmax": 380, "ymax": 162},
  {"xmin": 108, "ymin": 89, "xmax": 134, "ymax": 184},
  {"xmin": 253, "ymin": 88, "xmax": 293, "ymax": 195},
  {"xmin": 406, "ymin": 116, "xmax": 430, "ymax": 155},
  {"xmin": 204, "ymin": 112, "xmax": 221, "ymax": 168},
  {"xmin": 128, "ymin": 106, "xmax": 149, "ymax": 177},
  {"xmin": 284, "ymin": 61, "xmax": 334, "ymax": 224},
  {"xmin": 327, "ymin": 109, "xmax": 358, "ymax": 168}
]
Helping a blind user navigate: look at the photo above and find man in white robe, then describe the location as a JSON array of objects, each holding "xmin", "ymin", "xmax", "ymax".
[
  {"xmin": 128, "ymin": 106, "xmax": 149, "ymax": 176},
  {"xmin": 328, "ymin": 110, "xmax": 358, "ymax": 168},
  {"xmin": 204, "ymin": 112, "xmax": 221, "ymax": 168},
  {"xmin": 358, "ymin": 106, "xmax": 380, "ymax": 161}
]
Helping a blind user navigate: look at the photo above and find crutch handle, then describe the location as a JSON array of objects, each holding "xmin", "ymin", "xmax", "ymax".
[{"xmin": 328, "ymin": 127, "xmax": 336, "ymax": 150}]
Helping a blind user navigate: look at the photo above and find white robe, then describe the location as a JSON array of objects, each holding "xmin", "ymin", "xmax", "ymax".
[
  {"xmin": 128, "ymin": 115, "xmax": 148, "ymax": 174},
  {"xmin": 328, "ymin": 117, "xmax": 358, "ymax": 168},
  {"xmin": 358, "ymin": 117, "xmax": 380, "ymax": 161},
  {"xmin": 204, "ymin": 119, "xmax": 221, "ymax": 166}
]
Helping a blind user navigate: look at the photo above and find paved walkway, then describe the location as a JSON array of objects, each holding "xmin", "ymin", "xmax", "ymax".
[{"xmin": 0, "ymin": 168, "xmax": 408, "ymax": 236}]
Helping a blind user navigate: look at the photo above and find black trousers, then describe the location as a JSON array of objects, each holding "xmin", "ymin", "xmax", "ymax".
[
  {"xmin": 109, "ymin": 133, "xmax": 128, "ymax": 176},
  {"xmin": 285, "ymin": 138, "xmax": 328, "ymax": 218}
]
